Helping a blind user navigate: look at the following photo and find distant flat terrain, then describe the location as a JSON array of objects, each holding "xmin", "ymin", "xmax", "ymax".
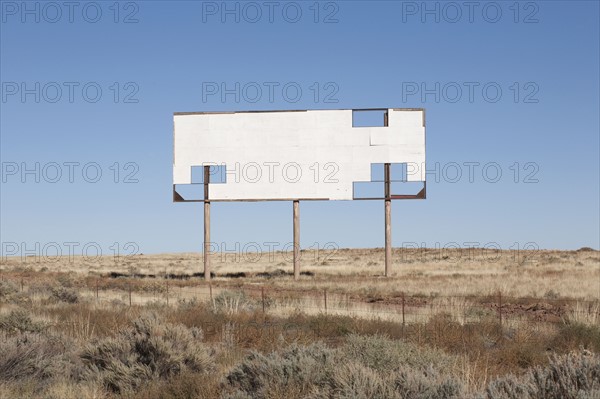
[{"xmin": 2, "ymin": 247, "xmax": 598, "ymax": 299}]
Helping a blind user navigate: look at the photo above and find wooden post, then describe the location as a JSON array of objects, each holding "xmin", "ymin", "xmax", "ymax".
[
  {"xmin": 324, "ymin": 290, "xmax": 328, "ymax": 313},
  {"xmin": 384, "ymin": 163, "xmax": 392, "ymax": 277},
  {"xmin": 401, "ymin": 291, "xmax": 406, "ymax": 327},
  {"xmin": 498, "ymin": 291, "xmax": 503, "ymax": 327},
  {"xmin": 204, "ymin": 166, "xmax": 211, "ymax": 281},
  {"xmin": 128, "ymin": 284, "xmax": 132, "ymax": 307},
  {"xmin": 293, "ymin": 200, "xmax": 300, "ymax": 280},
  {"xmin": 261, "ymin": 287, "xmax": 266, "ymax": 313}
]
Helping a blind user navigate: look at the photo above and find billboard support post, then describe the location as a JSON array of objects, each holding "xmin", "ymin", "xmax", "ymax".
[
  {"xmin": 293, "ymin": 200, "xmax": 300, "ymax": 280},
  {"xmin": 384, "ymin": 163, "xmax": 392, "ymax": 277},
  {"xmin": 204, "ymin": 166, "xmax": 211, "ymax": 281}
]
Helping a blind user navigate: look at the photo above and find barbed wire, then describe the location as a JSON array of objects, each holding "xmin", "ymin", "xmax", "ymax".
[{"xmin": 2, "ymin": 275, "xmax": 599, "ymax": 327}]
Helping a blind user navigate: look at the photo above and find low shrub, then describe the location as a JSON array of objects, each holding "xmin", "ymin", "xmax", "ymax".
[
  {"xmin": 0, "ymin": 309, "xmax": 49, "ymax": 334},
  {"xmin": 50, "ymin": 286, "xmax": 79, "ymax": 304},
  {"xmin": 0, "ymin": 331, "xmax": 77, "ymax": 384},
  {"xmin": 330, "ymin": 361, "xmax": 464, "ymax": 399},
  {"xmin": 56, "ymin": 273, "xmax": 76, "ymax": 288},
  {"xmin": 391, "ymin": 365, "xmax": 464, "ymax": 399},
  {"xmin": 222, "ymin": 334, "xmax": 465, "ymax": 399},
  {"xmin": 81, "ymin": 312, "xmax": 214, "ymax": 393},
  {"xmin": 213, "ymin": 290, "xmax": 255, "ymax": 314},
  {"xmin": 484, "ymin": 351, "xmax": 600, "ymax": 399},
  {"xmin": 552, "ymin": 322, "xmax": 600, "ymax": 353},
  {"xmin": 0, "ymin": 280, "xmax": 31, "ymax": 305},
  {"xmin": 342, "ymin": 333, "xmax": 456, "ymax": 372},
  {"xmin": 177, "ymin": 296, "xmax": 200, "ymax": 310},
  {"xmin": 224, "ymin": 342, "xmax": 336, "ymax": 399},
  {"xmin": 0, "ymin": 279, "xmax": 19, "ymax": 297},
  {"xmin": 129, "ymin": 371, "xmax": 220, "ymax": 399}
]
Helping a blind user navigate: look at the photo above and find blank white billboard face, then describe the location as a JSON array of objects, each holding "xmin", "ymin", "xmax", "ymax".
[{"xmin": 173, "ymin": 108, "xmax": 425, "ymax": 201}]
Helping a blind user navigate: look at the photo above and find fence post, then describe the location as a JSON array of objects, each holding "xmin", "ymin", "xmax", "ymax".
[
  {"xmin": 261, "ymin": 287, "xmax": 266, "ymax": 313},
  {"xmin": 498, "ymin": 291, "xmax": 503, "ymax": 327},
  {"xmin": 128, "ymin": 283, "xmax": 132, "ymax": 307},
  {"xmin": 402, "ymin": 292, "xmax": 406, "ymax": 328},
  {"xmin": 324, "ymin": 290, "xmax": 328, "ymax": 314}
]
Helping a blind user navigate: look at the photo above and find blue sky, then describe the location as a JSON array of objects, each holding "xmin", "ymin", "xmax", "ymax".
[{"xmin": 1, "ymin": 0, "xmax": 599, "ymax": 259}]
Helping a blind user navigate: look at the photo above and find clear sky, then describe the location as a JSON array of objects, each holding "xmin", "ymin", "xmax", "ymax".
[{"xmin": 1, "ymin": 0, "xmax": 599, "ymax": 259}]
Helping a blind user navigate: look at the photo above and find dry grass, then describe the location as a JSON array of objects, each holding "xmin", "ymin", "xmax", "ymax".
[
  {"xmin": 2, "ymin": 248, "xmax": 598, "ymax": 299},
  {"xmin": 0, "ymin": 291, "xmax": 598, "ymax": 397},
  {"xmin": 0, "ymin": 248, "xmax": 598, "ymax": 398}
]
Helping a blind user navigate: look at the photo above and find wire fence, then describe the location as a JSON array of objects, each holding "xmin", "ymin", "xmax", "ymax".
[{"xmin": 3, "ymin": 274, "xmax": 599, "ymax": 330}]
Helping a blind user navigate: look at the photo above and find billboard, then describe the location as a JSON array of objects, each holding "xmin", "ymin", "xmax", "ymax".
[{"xmin": 173, "ymin": 108, "xmax": 426, "ymax": 202}]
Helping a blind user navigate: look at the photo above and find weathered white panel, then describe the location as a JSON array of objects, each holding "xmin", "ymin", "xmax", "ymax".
[{"xmin": 173, "ymin": 109, "xmax": 425, "ymax": 200}]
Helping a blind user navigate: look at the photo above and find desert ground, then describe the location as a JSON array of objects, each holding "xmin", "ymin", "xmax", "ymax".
[
  {"xmin": 3, "ymin": 247, "xmax": 599, "ymax": 298},
  {"xmin": 0, "ymin": 248, "xmax": 598, "ymax": 398}
]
